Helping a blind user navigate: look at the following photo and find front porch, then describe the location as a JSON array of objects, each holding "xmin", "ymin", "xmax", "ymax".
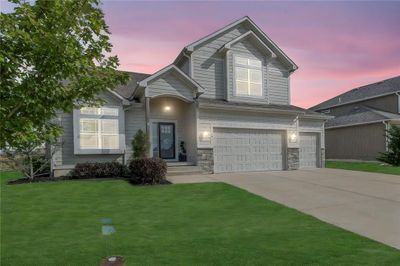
[{"xmin": 146, "ymin": 96, "xmax": 197, "ymax": 164}]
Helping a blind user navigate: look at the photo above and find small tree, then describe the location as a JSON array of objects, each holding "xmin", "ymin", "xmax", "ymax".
[
  {"xmin": 378, "ymin": 125, "xmax": 400, "ymax": 166},
  {"xmin": 131, "ymin": 130, "xmax": 149, "ymax": 158}
]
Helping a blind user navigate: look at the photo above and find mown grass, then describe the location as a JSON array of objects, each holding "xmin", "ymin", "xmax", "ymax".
[
  {"xmin": 326, "ymin": 160, "xmax": 400, "ymax": 175},
  {"xmin": 1, "ymin": 171, "xmax": 399, "ymax": 265}
]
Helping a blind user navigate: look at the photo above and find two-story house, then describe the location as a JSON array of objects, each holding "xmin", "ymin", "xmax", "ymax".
[
  {"xmin": 311, "ymin": 76, "xmax": 400, "ymax": 161},
  {"xmin": 52, "ymin": 16, "xmax": 330, "ymax": 176}
]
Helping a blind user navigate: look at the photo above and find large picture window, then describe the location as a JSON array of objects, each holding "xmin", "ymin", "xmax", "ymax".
[
  {"xmin": 79, "ymin": 107, "xmax": 119, "ymax": 150},
  {"xmin": 234, "ymin": 56, "xmax": 263, "ymax": 97}
]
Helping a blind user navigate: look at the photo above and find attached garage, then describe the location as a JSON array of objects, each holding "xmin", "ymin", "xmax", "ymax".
[
  {"xmin": 213, "ymin": 128, "xmax": 285, "ymax": 173},
  {"xmin": 299, "ymin": 133, "xmax": 319, "ymax": 168}
]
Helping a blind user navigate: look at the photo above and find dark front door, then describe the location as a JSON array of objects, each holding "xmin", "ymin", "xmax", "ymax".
[{"xmin": 158, "ymin": 123, "xmax": 175, "ymax": 159}]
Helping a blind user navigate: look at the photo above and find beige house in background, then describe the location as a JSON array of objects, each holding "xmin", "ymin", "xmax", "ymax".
[{"xmin": 311, "ymin": 76, "xmax": 400, "ymax": 161}]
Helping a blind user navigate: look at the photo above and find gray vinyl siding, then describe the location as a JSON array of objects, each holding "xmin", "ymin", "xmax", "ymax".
[
  {"xmin": 59, "ymin": 112, "xmax": 123, "ymax": 165},
  {"xmin": 125, "ymin": 105, "xmax": 146, "ymax": 157},
  {"xmin": 325, "ymin": 123, "xmax": 386, "ymax": 161},
  {"xmin": 191, "ymin": 23, "xmax": 290, "ymax": 105},
  {"xmin": 147, "ymin": 72, "xmax": 194, "ymax": 101},
  {"xmin": 192, "ymin": 24, "xmax": 247, "ymax": 99},
  {"xmin": 320, "ymin": 94, "xmax": 399, "ymax": 117},
  {"xmin": 227, "ymin": 38, "xmax": 268, "ymax": 103},
  {"xmin": 267, "ymin": 58, "xmax": 290, "ymax": 105},
  {"xmin": 192, "ymin": 55, "xmax": 225, "ymax": 99},
  {"xmin": 179, "ymin": 59, "xmax": 190, "ymax": 76},
  {"xmin": 56, "ymin": 91, "xmax": 124, "ymax": 166}
]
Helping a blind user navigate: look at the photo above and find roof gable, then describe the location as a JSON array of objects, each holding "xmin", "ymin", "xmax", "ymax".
[
  {"xmin": 181, "ymin": 16, "xmax": 297, "ymax": 71},
  {"xmin": 136, "ymin": 65, "xmax": 205, "ymax": 101},
  {"xmin": 311, "ymin": 76, "xmax": 400, "ymax": 111},
  {"xmin": 219, "ymin": 31, "xmax": 275, "ymax": 57}
]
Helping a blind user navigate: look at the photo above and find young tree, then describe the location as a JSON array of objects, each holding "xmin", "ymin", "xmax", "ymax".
[
  {"xmin": 0, "ymin": 0, "xmax": 127, "ymax": 148},
  {"xmin": 0, "ymin": 0, "xmax": 127, "ymax": 177},
  {"xmin": 132, "ymin": 130, "xmax": 149, "ymax": 158},
  {"xmin": 378, "ymin": 125, "xmax": 400, "ymax": 166}
]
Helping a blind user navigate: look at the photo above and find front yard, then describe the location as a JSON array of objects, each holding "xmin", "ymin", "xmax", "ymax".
[
  {"xmin": 1, "ymin": 171, "xmax": 399, "ymax": 265},
  {"xmin": 326, "ymin": 160, "xmax": 400, "ymax": 175}
]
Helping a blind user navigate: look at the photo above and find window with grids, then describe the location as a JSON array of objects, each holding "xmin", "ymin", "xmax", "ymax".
[
  {"xmin": 234, "ymin": 56, "xmax": 263, "ymax": 97},
  {"xmin": 79, "ymin": 107, "xmax": 119, "ymax": 149}
]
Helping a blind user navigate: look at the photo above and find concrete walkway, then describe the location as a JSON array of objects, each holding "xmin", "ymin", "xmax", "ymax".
[{"xmin": 168, "ymin": 168, "xmax": 400, "ymax": 249}]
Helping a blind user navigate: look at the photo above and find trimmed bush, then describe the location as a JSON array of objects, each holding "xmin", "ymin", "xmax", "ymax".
[
  {"xmin": 128, "ymin": 158, "xmax": 167, "ymax": 184},
  {"xmin": 70, "ymin": 162, "xmax": 128, "ymax": 179}
]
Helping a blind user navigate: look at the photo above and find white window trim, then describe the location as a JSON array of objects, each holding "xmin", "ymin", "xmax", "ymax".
[
  {"xmin": 233, "ymin": 54, "xmax": 264, "ymax": 99},
  {"xmin": 73, "ymin": 106, "xmax": 125, "ymax": 155}
]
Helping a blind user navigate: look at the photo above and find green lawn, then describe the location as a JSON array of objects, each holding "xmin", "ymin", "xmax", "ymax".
[
  {"xmin": 1, "ymin": 171, "xmax": 399, "ymax": 265},
  {"xmin": 327, "ymin": 160, "xmax": 400, "ymax": 175}
]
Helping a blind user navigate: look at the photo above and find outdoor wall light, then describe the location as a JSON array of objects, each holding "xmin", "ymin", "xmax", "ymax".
[
  {"xmin": 201, "ymin": 131, "xmax": 210, "ymax": 141},
  {"xmin": 164, "ymin": 105, "xmax": 171, "ymax": 112},
  {"xmin": 289, "ymin": 132, "xmax": 297, "ymax": 143}
]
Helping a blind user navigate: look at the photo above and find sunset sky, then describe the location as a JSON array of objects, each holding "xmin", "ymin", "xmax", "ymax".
[{"xmin": 2, "ymin": 1, "xmax": 400, "ymax": 108}]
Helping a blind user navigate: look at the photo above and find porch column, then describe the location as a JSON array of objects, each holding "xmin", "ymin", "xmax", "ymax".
[{"xmin": 145, "ymin": 97, "xmax": 150, "ymax": 135}]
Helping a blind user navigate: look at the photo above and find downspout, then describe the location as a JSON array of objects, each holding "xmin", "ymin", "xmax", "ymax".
[{"xmin": 396, "ymin": 92, "xmax": 400, "ymax": 114}]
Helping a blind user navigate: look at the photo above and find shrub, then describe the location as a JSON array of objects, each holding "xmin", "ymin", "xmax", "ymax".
[
  {"xmin": 70, "ymin": 161, "xmax": 128, "ymax": 179},
  {"xmin": 378, "ymin": 125, "xmax": 400, "ymax": 166},
  {"xmin": 128, "ymin": 158, "xmax": 167, "ymax": 184},
  {"xmin": 131, "ymin": 129, "xmax": 149, "ymax": 158}
]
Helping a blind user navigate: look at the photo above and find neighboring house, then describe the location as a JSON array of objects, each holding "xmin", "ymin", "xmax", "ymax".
[
  {"xmin": 52, "ymin": 16, "xmax": 330, "ymax": 176},
  {"xmin": 311, "ymin": 76, "xmax": 400, "ymax": 161}
]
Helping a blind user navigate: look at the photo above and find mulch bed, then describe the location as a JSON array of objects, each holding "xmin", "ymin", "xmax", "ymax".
[{"xmin": 8, "ymin": 176, "xmax": 171, "ymax": 186}]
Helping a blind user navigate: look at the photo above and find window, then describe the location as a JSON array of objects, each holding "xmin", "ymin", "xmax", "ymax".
[
  {"xmin": 234, "ymin": 56, "xmax": 263, "ymax": 97},
  {"xmin": 79, "ymin": 107, "xmax": 119, "ymax": 150}
]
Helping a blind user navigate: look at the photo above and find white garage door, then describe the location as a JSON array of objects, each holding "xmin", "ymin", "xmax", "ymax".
[
  {"xmin": 299, "ymin": 133, "xmax": 318, "ymax": 168},
  {"xmin": 213, "ymin": 128, "xmax": 284, "ymax": 173}
]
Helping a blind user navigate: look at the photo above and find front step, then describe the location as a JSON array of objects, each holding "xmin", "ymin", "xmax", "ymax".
[{"xmin": 167, "ymin": 165, "xmax": 203, "ymax": 176}]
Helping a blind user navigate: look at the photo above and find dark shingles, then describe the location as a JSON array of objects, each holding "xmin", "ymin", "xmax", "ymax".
[
  {"xmin": 311, "ymin": 76, "xmax": 400, "ymax": 111},
  {"xmin": 113, "ymin": 71, "xmax": 150, "ymax": 99},
  {"xmin": 325, "ymin": 106, "xmax": 400, "ymax": 128}
]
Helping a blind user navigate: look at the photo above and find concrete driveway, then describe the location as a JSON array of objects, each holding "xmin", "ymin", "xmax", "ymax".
[{"xmin": 169, "ymin": 168, "xmax": 400, "ymax": 249}]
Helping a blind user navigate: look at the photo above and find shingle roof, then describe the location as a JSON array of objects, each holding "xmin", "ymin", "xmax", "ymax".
[
  {"xmin": 311, "ymin": 76, "xmax": 400, "ymax": 111},
  {"xmin": 198, "ymin": 98, "xmax": 328, "ymax": 117},
  {"xmin": 325, "ymin": 106, "xmax": 400, "ymax": 128},
  {"xmin": 113, "ymin": 71, "xmax": 150, "ymax": 99}
]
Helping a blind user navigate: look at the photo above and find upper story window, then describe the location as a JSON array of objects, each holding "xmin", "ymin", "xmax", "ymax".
[
  {"xmin": 234, "ymin": 56, "xmax": 263, "ymax": 97},
  {"xmin": 73, "ymin": 106, "xmax": 125, "ymax": 155}
]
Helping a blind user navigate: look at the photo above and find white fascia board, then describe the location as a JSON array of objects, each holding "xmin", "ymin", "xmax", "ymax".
[
  {"xmin": 106, "ymin": 89, "xmax": 130, "ymax": 106},
  {"xmin": 219, "ymin": 31, "xmax": 275, "ymax": 57},
  {"xmin": 186, "ymin": 16, "xmax": 297, "ymax": 71},
  {"xmin": 138, "ymin": 64, "xmax": 205, "ymax": 95}
]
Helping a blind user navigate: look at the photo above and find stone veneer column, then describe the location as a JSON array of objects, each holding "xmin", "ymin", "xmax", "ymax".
[
  {"xmin": 197, "ymin": 148, "xmax": 214, "ymax": 174},
  {"xmin": 287, "ymin": 148, "xmax": 299, "ymax": 170},
  {"xmin": 320, "ymin": 148, "xmax": 326, "ymax": 168}
]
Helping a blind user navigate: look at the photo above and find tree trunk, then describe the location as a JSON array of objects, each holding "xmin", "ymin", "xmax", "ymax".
[{"xmin": 29, "ymin": 154, "xmax": 34, "ymax": 180}]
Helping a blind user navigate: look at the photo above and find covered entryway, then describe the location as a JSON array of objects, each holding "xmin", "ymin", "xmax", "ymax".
[
  {"xmin": 213, "ymin": 128, "xmax": 284, "ymax": 173},
  {"xmin": 299, "ymin": 133, "xmax": 318, "ymax": 168}
]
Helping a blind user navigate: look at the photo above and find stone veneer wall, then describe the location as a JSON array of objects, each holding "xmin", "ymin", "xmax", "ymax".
[
  {"xmin": 197, "ymin": 148, "xmax": 214, "ymax": 173},
  {"xmin": 287, "ymin": 148, "xmax": 299, "ymax": 170},
  {"xmin": 320, "ymin": 148, "xmax": 326, "ymax": 168}
]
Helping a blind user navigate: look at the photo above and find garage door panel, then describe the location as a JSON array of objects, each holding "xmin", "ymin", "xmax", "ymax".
[
  {"xmin": 214, "ymin": 128, "xmax": 284, "ymax": 173},
  {"xmin": 299, "ymin": 133, "xmax": 318, "ymax": 168}
]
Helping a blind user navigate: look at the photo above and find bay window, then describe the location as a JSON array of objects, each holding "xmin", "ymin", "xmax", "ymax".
[{"xmin": 234, "ymin": 56, "xmax": 263, "ymax": 97}]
